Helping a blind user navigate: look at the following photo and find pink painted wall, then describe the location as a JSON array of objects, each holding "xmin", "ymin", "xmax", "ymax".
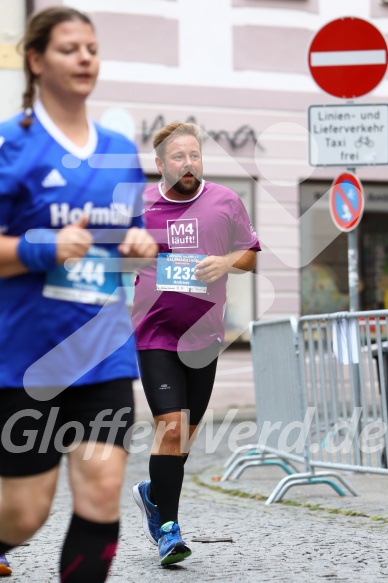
[
  {"xmin": 370, "ymin": 0, "xmax": 388, "ymax": 17},
  {"xmin": 90, "ymin": 12, "xmax": 179, "ymax": 66},
  {"xmin": 233, "ymin": 25, "xmax": 313, "ymax": 73},
  {"xmin": 232, "ymin": 0, "xmax": 318, "ymax": 12}
]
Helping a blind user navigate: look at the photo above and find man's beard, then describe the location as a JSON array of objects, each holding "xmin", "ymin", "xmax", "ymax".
[
  {"xmin": 173, "ymin": 176, "xmax": 201, "ymax": 196},
  {"xmin": 164, "ymin": 169, "xmax": 202, "ymax": 196}
]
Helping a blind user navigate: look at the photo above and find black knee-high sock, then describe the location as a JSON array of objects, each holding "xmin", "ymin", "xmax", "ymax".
[
  {"xmin": 0, "ymin": 541, "xmax": 14, "ymax": 554},
  {"xmin": 149, "ymin": 455, "xmax": 184, "ymax": 526},
  {"xmin": 60, "ymin": 514, "xmax": 119, "ymax": 583},
  {"xmin": 148, "ymin": 453, "xmax": 189, "ymax": 505}
]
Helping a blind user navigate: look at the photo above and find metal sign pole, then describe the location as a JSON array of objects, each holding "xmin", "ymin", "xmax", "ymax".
[
  {"xmin": 347, "ymin": 167, "xmax": 359, "ymax": 312},
  {"xmin": 346, "ymin": 167, "xmax": 362, "ymax": 464},
  {"xmin": 348, "ymin": 229, "xmax": 360, "ymax": 312}
]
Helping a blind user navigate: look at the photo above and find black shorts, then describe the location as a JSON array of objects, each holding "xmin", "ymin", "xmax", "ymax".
[
  {"xmin": 137, "ymin": 341, "xmax": 219, "ymax": 425},
  {"xmin": 0, "ymin": 378, "xmax": 134, "ymax": 477}
]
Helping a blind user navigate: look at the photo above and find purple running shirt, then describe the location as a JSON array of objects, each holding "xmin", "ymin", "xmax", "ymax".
[{"xmin": 132, "ymin": 180, "xmax": 261, "ymax": 352}]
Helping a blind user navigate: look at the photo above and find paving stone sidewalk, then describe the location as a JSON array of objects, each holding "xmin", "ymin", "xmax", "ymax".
[{"xmin": 5, "ymin": 415, "xmax": 388, "ymax": 582}]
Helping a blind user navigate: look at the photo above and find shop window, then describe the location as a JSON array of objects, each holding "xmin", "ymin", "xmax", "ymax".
[
  {"xmin": 361, "ymin": 213, "xmax": 388, "ymax": 310},
  {"xmin": 300, "ymin": 180, "xmax": 388, "ymax": 315}
]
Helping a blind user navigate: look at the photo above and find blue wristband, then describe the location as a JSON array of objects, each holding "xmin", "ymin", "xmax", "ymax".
[{"xmin": 17, "ymin": 229, "xmax": 57, "ymax": 272}]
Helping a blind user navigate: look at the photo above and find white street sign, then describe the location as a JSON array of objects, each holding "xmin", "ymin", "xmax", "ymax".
[{"xmin": 308, "ymin": 103, "xmax": 388, "ymax": 167}]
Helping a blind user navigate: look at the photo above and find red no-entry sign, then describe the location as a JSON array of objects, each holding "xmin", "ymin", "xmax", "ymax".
[
  {"xmin": 329, "ymin": 172, "xmax": 364, "ymax": 231},
  {"xmin": 308, "ymin": 17, "xmax": 388, "ymax": 98}
]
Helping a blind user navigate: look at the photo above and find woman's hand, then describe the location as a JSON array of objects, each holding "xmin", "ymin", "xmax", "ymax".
[
  {"xmin": 119, "ymin": 227, "xmax": 158, "ymax": 259},
  {"xmin": 55, "ymin": 216, "xmax": 93, "ymax": 264}
]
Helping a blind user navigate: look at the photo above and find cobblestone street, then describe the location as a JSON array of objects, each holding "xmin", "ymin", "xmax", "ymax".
[{"xmin": 6, "ymin": 416, "xmax": 388, "ymax": 582}]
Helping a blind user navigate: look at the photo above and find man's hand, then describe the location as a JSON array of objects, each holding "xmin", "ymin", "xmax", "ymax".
[
  {"xmin": 194, "ymin": 255, "xmax": 228, "ymax": 283},
  {"xmin": 195, "ymin": 249, "xmax": 256, "ymax": 283}
]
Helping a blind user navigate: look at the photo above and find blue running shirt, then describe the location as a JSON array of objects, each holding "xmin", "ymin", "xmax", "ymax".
[{"xmin": 0, "ymin": 103, "xmax": 145, "ymax": 389}]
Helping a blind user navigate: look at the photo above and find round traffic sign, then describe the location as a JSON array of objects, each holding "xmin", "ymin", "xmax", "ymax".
[
  {"xmin": 308, "ymin": 17, "xmax": 388, "ymax": 98},
  {"xmin": 329, "ymin": 172, "xmax": 364, "ymax": 231}
]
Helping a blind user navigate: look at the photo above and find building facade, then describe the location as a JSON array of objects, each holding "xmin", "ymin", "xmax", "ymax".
[{"xmin": 3, "ymin": 0, "xmax": 388, "ymax": 341}]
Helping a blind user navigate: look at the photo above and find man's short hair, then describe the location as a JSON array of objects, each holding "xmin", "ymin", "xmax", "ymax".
[{"xmin": 153, "ymin": 122, "xmax": 202, "ymax": 159}]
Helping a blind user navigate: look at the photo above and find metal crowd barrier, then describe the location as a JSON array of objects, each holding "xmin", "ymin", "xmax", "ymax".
[
  {"xmin": 299, "ymin": 310, "xmax": 388, "ymax": 476},
  {"xmin": 222, "ymin": 318, "xmax": 304, "ymax": 490},
  {"xmin": 222, "ymin": 310, "xmax": 388, "ymax": 504}
]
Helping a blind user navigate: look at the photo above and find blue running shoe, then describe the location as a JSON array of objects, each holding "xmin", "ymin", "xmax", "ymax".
[
  {"xmin": 133, "ymin": 480, "xmax": 161, "ymax": 546},
  {"xmin": 158, "ymin": 521, "xmax": 192, "ymax": 566},
  {"xmin": 0, "ymin": 554, "xmax": 11, "ymax": 576}
]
